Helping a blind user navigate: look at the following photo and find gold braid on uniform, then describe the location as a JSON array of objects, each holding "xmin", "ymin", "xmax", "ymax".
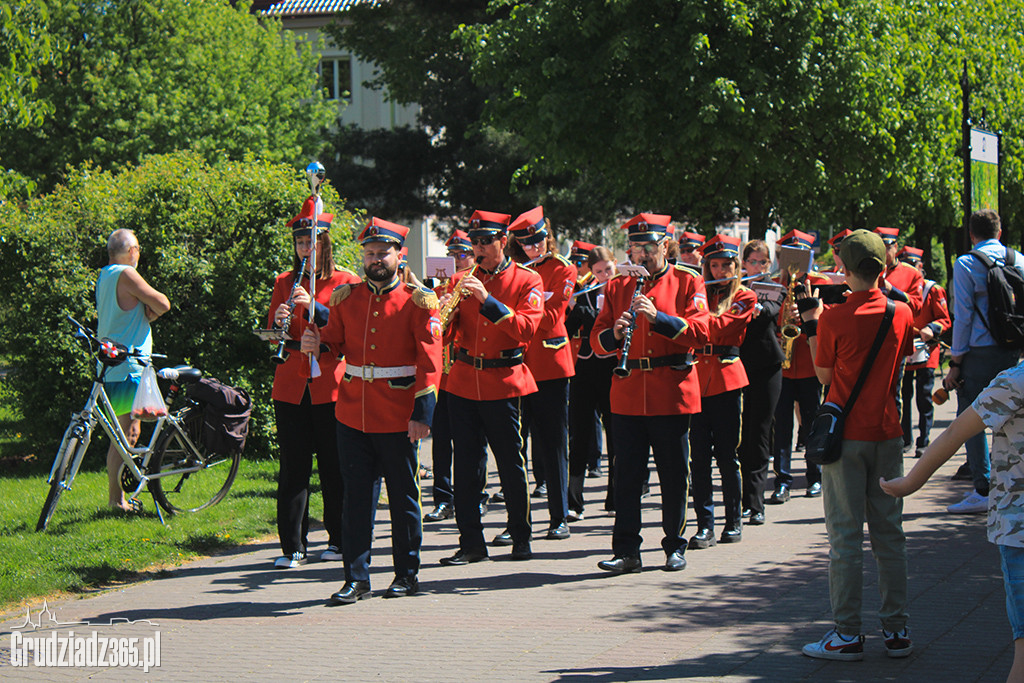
[
  {"xmin": 409, "ymin": 284, "xmax": 440, "ymax": 309},
  {"xmin": 329, "ymin": 283, "xmax": 354, "ymax": 306}
]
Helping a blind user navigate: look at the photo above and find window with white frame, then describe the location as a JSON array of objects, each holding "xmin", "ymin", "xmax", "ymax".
[{"xmin": 319, "ymin": 57, "xmax": 352, "ymax": 101}]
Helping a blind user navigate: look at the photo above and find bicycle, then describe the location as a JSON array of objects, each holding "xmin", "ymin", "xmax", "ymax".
[{"xmin": 36, "ymin": 317, "xmax": 241, "ymax": 531}]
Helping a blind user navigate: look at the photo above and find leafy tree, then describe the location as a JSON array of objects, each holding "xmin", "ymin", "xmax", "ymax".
[
  {"xmin": 0, "ymin": 151, "xmax": 361, "ymax": 464},
  {"xmin": 0, "ymin": 0, "xmax": 336, "ymax": 195},
  {"xmin": 323, "ymin": 0, "xmax": 623, "ymax": 241}
]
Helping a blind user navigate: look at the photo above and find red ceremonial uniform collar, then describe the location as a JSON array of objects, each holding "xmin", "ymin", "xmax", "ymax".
[
  {"xmin": 367, "ymin": 276, "xmax": 401, "ymax": 295},
  {"xmin": 479, "ymin": 257, "xmax": 514, "ymax": 276}
]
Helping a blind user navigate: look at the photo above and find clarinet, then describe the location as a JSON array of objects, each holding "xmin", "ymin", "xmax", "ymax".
[
  {"xmin": 613, "ymin": 274, "xmax": 646, "ymax": 377},
  {"xmin": 271, "ymin": 257, "xmax": 308, "ymax": 365}
]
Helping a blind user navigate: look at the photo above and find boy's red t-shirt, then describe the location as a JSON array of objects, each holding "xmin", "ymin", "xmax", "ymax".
[{"xmin": 816, "ymin": 289, "xmax": 915, "ymax": 441}]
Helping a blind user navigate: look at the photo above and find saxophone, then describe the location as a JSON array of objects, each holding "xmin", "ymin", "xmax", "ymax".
[
  {"xmin": 779, "ymin": 266, "xmax": 802, "ymax": 370},
  {"xmin": 438, "ymin": 257, "xmax": 482, "ymax": 331}
]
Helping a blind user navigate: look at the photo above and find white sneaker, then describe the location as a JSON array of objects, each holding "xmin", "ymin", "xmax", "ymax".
[
  {"xmin": 946, "ymin": 491, "xmax": 989, "ymax": 514},
  {"xmin": 801, "ymin": 629, "xmax": 865, "ymax": 661},
  {"xmin": 320, "ymin": 545, "xmax": 343, "ymax": 562},
  {"xmin": 273, "ymin": 551, "xmax": 305, "ymax": 568},
  {"xmin": 882, "ymin": 627, "xmax": 913, "ymax": 658}
]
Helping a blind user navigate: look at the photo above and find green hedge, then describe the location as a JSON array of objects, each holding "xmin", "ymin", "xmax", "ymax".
[{"xmin": 0, "ymin": 151, "xmax": 362, "ymax": 465}]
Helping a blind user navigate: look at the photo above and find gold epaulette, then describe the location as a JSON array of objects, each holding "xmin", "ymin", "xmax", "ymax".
[
  {"xmin": 674, "ymin": 263, "xmax": 702, "ymax": 277},
  {"xmin": 409, "ymin": 283, "xmax": 440, "ymax": 309},
  {"xmin": 553, "ymin": 253, "xmax": 572, "ymax": 267},
  {"xmin": 329, "ymin": 283, "xmax": 355, "ymax": 306}
]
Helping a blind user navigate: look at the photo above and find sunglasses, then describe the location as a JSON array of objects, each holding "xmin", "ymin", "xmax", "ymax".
[
  {"xmin": 629, "ymin": 243, "xmax": 662, "ymax": 255},
  {"xmin": 451, "ymin": 252, "xmax": 472, "ymax": 260},
  {"xmin": 679, "ymin": 246, "xmax": 697, "ymax": 254},
  {"xmin": 470, "ymin": 236, "xmax": 496, "ymax": 246}
]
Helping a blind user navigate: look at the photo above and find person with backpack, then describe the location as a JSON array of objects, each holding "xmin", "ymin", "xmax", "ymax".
[{"xmin": 945, "ymin": 209, "xmax": 1024, "ymax": 514}]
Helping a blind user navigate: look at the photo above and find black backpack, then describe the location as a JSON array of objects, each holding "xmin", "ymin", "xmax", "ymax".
[
  {"xmin": 186, "ymin": 377, "xmax": 252, "ymax": 455},
  {"xmin": 970, "ymin": 247, "xmax": 1024, "ymax": 349}
]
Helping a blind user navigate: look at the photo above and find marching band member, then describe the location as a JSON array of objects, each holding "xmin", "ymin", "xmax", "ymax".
[
  {"xmin": 505, "ymin": 207, "xmax": 577, "ymax": 541},
  {"xmin": 439, "ymin": 210, "xmax": 544, "ymax": 564},
  {"xmin": 268, "ymin": 203, "xmax": 359, "ymax": 569},
  {"xmin": 737, "ymin": 239, "xmax": 783, "ymax": 526},
  {"xmin": 677, "ymin": 231, "xmax": 705, "ymax": 268},
  {"xmin": 566, "ymin": 246, "xmax": 617, "ymax": 518},
  {"xmin": 302, "ymin": 217, "xmax": 442, "ymax": 603},
  {"xmin": 897, "ymin": 246, "xmax": 950, "ymax": 457},
  {"xmin": 823, "ymin": 229, "xmax": 851, "ymax": 276},
  {"xmin": 771, "ymin": 229, "xmax": 832, "ymax": 503},
  {"xmin": 875, "ymin": 227, "xmax": 925, "ymax": 316},
  {"xmin": 424, "ymin": 230, "xmax": 486, "ymax": 523},
  {"xmin": 688, "ymin": 235, "xmax": 757, "ymax": 548},
  {"xmin": 591, "ymin": 214, "xmax": 710, "ymax": 573}
]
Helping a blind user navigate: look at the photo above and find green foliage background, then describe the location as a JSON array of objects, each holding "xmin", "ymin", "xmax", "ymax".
[{"xmin": 0, "ymin": 151, "xmax": 362, "ymax": 466}]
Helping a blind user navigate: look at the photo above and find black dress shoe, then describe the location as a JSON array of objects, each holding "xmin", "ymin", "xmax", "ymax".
[
  {"xmin": 748, "ymin": 511, "xmax": 765, "ymax": 525},
  {"xmin": 384, "ymin": 575, "xmax": 418, "ymax": 598},
  {"xmin": 511, "ymin": 541, "xmax": 532, "ymax": 560},
  {"xmin": 598, "ymin": 556, "xmax": 642, "ymax": 573},
  {"xmin": 328, "ymin": 580, "xmax": 371, "ymax": 605},
  {"xmin": 439, "ymin": 548, "xmax": 489, "ymax": 566},
  {"xmin": 423, "ymin": 502, "xmax": 454, "ymax": 523},
  {"xmin": 688, "ymin": 527, "xmax": 717, "ymax": 550},
  {"xmin": 769, "ymin": 484, "xmax": 790, "ymax": 504},
  {"xmin": 490, "ymin": 490, "xmax": 505, "ymax": 503},
  {"xmin": 720, "ymin": 525, "xmax": 742, "ymax": 544},
  {"xmin": 664, "ymin": 550, "xmax": 687, "ymax": 571},
  {"xmin": 806, "ymin": 482, "xmax": 822, "ymax": 498},
  {"xmin": 546, "ymin": 522, "xmax": 570, "ymax": 540},
  {"xmin": 491, "ymin": 530, "xmax": 514, "ymax": 546}
]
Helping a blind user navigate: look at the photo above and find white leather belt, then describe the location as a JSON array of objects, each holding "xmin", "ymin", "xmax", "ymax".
[{"xmin": 345, "ymin": 364, "xmax": 416, "ymax": 381}]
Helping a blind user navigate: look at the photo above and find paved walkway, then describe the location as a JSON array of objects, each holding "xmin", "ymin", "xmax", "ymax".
[{"xmin": 0, "ymin": 398, "xmax": 1012, "ymax": 681}]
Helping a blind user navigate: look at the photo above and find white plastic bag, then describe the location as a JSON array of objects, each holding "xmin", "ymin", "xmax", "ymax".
[{"xmin": 130, "ymin": 365, "xmax": 168, "ymax": 421}]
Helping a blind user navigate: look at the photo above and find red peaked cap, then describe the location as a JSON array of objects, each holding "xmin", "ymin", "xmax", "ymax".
[
  {"xmin": 898, "ymin": 245, "xmax": 924, "ymax": 263},
  {"xmin": 678, "ymin": 231, "xmax": 705, "ymax": 248},
  {"xmin": 874, "ymin": 226, "xmax": 900, "ymax": 244},
  {"xmin": 357, "ymin": 217, "xmax": 410, "ymax": 246},
  {"xmin": 468, "ymin": 210, "xmax": 512, "ymax": 237},
  {"xmin": 508, "ymin": 206, "xmax": 548, "ymax": 245},
  {"xmin": 287, "ymin": 196, "xmax": 333, "ymax": 236},
  {"xmin": 621, "ymin": 213, "xmax": 672, "ymax": 243},
  {"xmin": 445, "ymin": 230, "xmax": 472, "ymax": 252},
  {"xmin": 779, "ymin": 229, "xmax": 814, "ymax": 249},
  {"xmin": 700, "ymin": 234, "xmax": 741, "ymax": 260},
  {"xmin": 571, "ymin": 240, "xmax": 596, "ymax": 255},
  {"xmin": 828, "ymin": 229, "xmax": 852, "ymax": 249}
]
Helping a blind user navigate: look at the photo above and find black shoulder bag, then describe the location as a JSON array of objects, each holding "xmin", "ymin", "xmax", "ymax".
[{"xmin": 805, "ymin": 299, "xmax": 895, "ymax": 466}]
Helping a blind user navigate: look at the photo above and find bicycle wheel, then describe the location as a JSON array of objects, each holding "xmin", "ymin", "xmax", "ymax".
[
  {"xmin": 148, "ymin": 408, "xmax": 240, "ymax": 514},
  {"xmin": 36, "ymin": 420, "xmax": 86, "ymax": 532}
]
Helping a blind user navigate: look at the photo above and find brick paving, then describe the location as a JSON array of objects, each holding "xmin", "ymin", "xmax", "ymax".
[{"xmin": 0, "ymin": 398, "xmax": 1012, "ymax": 681}]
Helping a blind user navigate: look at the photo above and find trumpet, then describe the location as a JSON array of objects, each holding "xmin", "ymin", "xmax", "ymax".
[
  {"xmin": 779, "ymin": 266, "xmax": 802, "ymax": 370},
  {"xmin": 439, "ymin": 256, "xmax": 483, "ymax": 331},
  {"xmin": 271, "ymin": 257, "xmax": 309, "ymax": 364}
]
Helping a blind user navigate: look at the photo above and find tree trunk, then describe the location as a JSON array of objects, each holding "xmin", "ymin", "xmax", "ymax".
[{"xmin": 747, "ymin": 183, "xmax": 770, "ymax": 239}]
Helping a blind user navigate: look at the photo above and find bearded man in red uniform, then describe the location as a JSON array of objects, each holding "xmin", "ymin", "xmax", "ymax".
[
  {"xmin": 440, "ymin": 210, "xmax": 545, "ymax": 564},
  {"xmin": 591, "ymin": 214, "xmax": 710, "ymax": 573},
  {"xmin": 302, "ymin": 218, "xmax": 442, "ymax": 604}
]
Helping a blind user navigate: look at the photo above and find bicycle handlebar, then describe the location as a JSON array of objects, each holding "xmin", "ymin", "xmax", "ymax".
[{"xmin": 67, "ymin": 315, "xmax": 167, "ymax": 367}]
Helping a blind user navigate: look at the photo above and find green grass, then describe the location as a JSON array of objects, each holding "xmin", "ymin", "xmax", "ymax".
[{"xmin": 0, "ymin": 457, "xmax": 305, "ymax": 613}]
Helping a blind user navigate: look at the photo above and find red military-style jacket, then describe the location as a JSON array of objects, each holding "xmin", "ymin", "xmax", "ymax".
[
  {"xmin": 523, "ymin": 253, "xmax": 577, "ymax": 382},
  {"xmin": 591, "ymin": 263, "xmax": 711, "ymax": 416},
  {"xmin": 318, "ymin": 277, "xmax": 442, "ymax": 433},
  {"xmin": 444, "ymin": 258, "xmax": 544, "ymax": 401},
  {"xmin": 881, "ymin": 260, "xmax": 924, "ymax": 317},
  {"xmin": 907, "ymin": 280, "xmax": 951, "ymax": 370},
  {"xmin": 268, "ymin": 268, "xmax": 360, "ymax": 405},
  {"xmin": 695, "ymin": 286, "xmax": 757, "ymax": 397},
  {"xmin": 777, "ymin": 271, "xmax": 833, "ymax": 381}
]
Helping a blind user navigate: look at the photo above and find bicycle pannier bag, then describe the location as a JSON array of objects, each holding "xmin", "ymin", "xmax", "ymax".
[{"xmin": 187, "ymin": 377, "xmax": 252, "ymax": 454}]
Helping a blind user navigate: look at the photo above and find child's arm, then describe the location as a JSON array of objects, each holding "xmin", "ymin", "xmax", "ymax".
[{"xmin": 879, "ymin": 407, "xmax": 986, "ymax": 497}]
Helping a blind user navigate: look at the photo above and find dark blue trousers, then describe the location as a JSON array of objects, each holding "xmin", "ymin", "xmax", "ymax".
[
  {"xmin": 431, "ymin": 390, "xmax": 455, "ymax": 505},
  {"xmin": 773, "ymin": 376, "xmax": 821, "ymax": 488},
  {"xmin": 689, "ymin": 389, "xmax": 743, "ymax": 530},
  {"xmin": 738, "ymin": 364, "xmax": 781, "ymax": 515},
  {"xmin": 610, "ymin": 413, "xmax": 691, "ymax": 559},
  {"xmin": 336, "ymin": 422, "xmax": 417, "ymax": 582},
  {"xmin": 449, "ymin": 394, "xmax": 532, "ymax": 551},
  {"xmin": 901, "ymin": 367, "xmax": 935, "ymax": 448},
  {"xmin": 523, "ymin": 378, "xmax": 569, "ymax": 527}
]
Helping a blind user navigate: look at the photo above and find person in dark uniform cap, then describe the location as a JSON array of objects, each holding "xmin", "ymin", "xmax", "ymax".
[
  {"xmin": 591, "ymin": 213, "xmax": 710, "ymax": 573},
  {"xmin": 439, "ymin": 210, "xmax": 545, "ymax": 564},
  {"xmin": 302, "ymin": 217, "xmax": 442, "ymax": 604}
]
